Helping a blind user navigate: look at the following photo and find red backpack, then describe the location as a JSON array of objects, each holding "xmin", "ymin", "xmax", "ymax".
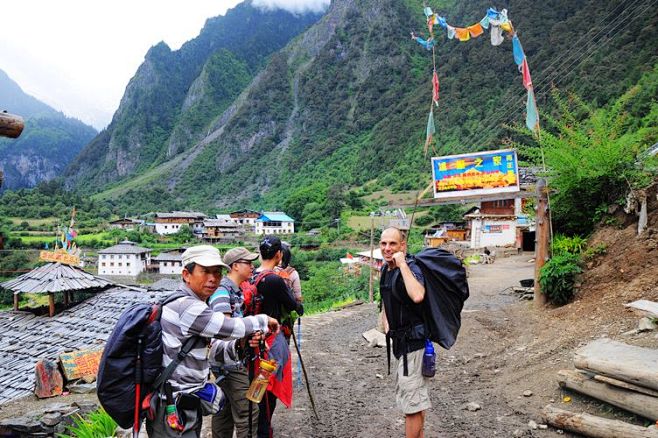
[{"xmin": 240, "ymin": 270, "xmax": 276, "ymax": 316}]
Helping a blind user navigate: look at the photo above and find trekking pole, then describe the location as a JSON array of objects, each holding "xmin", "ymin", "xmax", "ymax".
[
  {"xmin": 247, "ymin": 344, "xmax": 255, "ymax": 438},
  {"xmin": 296, "ymin": 318, "xmax": 302, "ymax": 388},
  {"xmin": 133, "ymin": 336, "xmax": 143, "ymax": 438},
  {"xmin": 290, "ymin": 327, "xmax": 319, "ymax": 420}
]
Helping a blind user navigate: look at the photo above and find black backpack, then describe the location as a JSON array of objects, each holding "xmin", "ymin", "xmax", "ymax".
[
  {"xmin": 411, "ymin": 247, "xmax": 470, "ymax": 350},
  {"xmin": 97, "ymin": 292, "xmax": 197, "ymax": 429}
]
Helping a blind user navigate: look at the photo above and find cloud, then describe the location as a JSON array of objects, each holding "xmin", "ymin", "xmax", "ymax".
[{"xmin": 252, "ymin": 0, "xmax": 330, "ymax": 14}]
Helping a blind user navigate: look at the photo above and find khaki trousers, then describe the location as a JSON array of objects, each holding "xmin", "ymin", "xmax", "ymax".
[{"xmin": 211, "ymin": 368, "xmax": 259, "ymax": 438}]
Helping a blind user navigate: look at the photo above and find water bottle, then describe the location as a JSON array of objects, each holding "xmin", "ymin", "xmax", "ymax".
[
  {"xmin": 245, "ymin": 359, "xmax": 277, "ymax": 403},
  {"xmin": 422, "ymin": 339, "xmax": 436, "ymax": 377}
]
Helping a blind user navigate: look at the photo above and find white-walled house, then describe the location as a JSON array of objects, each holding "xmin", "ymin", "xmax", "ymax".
[
  {"xmin": 154, "ymin": 212, "xmax": 207, "ymax": 235},
  {"xmin": 153, "ymin": 251, "xmax": 183, "ymax": 275},
  {"xmin": 229, "ymin": 210, "xmax": 261, "ymax": 232},
  {"xmin": 255, "ymin": 212, "xmax": 295, "ymax": 235},
  {"xmin": 97, "ymin": 241, "xmax": 151, "ymax": 277},
  {"xmin": 464, "ymin": 199, "xmax": 526, "ymax": 249}
]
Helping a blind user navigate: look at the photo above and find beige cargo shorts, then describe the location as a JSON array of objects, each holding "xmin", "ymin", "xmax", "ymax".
[{"xmin": 395, "ymin": 348, "xmax": 432, "ymax": 415}]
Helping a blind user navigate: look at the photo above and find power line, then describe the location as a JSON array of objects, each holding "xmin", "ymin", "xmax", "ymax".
[
  {"xmin": 457, "ymin": 0, "xmax": 657, "ymax": 148},
  {"xmin": 467, "ymin": 0, "xmax": 655, "ymax": 147},
  {"xmin": 458, "ymin": 0, "xmax": 641, "ymax": 145}
]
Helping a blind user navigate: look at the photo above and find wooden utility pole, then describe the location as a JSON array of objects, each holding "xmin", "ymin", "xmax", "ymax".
[
  {"xmin": 0, "ymin": 112, "xmax": 25, "ymax": 139},
  {"xmin": 534, "ymin": 178, "xmax": 550, "ymax": 307},
  {"xmin": 368, "ymin": 217, "xmax": 374, "ymax": 303}
]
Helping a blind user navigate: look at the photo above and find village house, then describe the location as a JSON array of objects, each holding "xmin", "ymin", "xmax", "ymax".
[
  {"xmin": 97, "ymin": 240, "xmax": 152, "ymax": 277},
  {"xmin": 255, "ymin": 211, "xmax": 295, "ymax": 235},
  {"xmin": 424, "ymin": 221, "xmax": 469, "ymax": 247},
  {"xmin": 229, "ymin": 209, "xmax": 261, "ymax": 232},
  {"xmin": 153, "ymin": 211, "xmax": 207, "ymax": 235},
  {"xmin": 107, "ymin": 217, "xmax": 144, "ymax": 230},
  {"xmin": 152, "ymin": 249, "xmax": 184, "ymax": 275},
  {"xmin": 463, "ymin": 199, "xmax": 531, "ymax": 250},
  {"xmin": 201, "ymin": 218, "xmax": 241, "ymax": 243}
]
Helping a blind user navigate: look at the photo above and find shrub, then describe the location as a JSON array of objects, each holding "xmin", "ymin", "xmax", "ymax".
[
  {"xmin": 56, "ymin": 408, "xmax": 117, "ymax": 438},
  {"xmin": 552, "ymin": 234, "xmax": 587, "ymax": 256},
  {"xmin": 539, "ymin": 253, "xmax": 582, "ymax": 305}
]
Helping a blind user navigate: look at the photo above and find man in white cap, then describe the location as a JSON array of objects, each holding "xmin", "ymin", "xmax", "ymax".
[
  {"xmin": 209, "ymin": 247, "xmax": 261, "ymax": 438},
  {"xmin": 146, "ymin": 245, "xmax": 278, "ymax": 438}
]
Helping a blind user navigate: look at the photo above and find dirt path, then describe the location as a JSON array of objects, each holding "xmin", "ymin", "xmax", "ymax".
[
  {"xmin": 3, "ymin": 253, "xmax": 647, "ymax": 436},
  {"xmin": 264, "ymin": 254, "xmax": 577, "ymax": 437}
]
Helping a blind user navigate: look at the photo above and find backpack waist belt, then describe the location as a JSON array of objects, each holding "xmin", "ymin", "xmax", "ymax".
[{"xmin": 386, "ymin": 324, "xmax": 425, "ymax": 377}]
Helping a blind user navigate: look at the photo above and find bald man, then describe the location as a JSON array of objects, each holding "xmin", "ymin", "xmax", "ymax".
[{"xmin": 379, "ymin": 227, "xmax": 428, "ymax": 438}]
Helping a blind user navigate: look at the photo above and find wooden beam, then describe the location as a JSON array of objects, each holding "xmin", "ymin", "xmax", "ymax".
[
  {"xmin": 593, "ymin": 374, "xmax": 658, "ymax": 398},
  {"xmin": 63, "ymin": 291, "xmax": 69, "ymax": 307},
  {"xmin": 542, "ymin": 404, "xmax": 658, "ymax": 438},
  {"xmin": 0, "ymin": 112, "xmax": 25, "ymax": 138},
  {"xmin": 574, "ymin": 339, "xmax": 658, "ymax": 391},
  {"xmin": 13, "ymin": 292, "xmax": 19, "ymax": 311},
  {"xmin": 389, "ymin": 189, "xmax": 535, "ymax": 208},
  {"xmin": 534, "ymin": 178, "xmax": 549, "ymax": 307},
  {"xmin": 48, "ymin": 293, "xmax": 55, "ymax": 317},
  {"xmin": 558, "ymin": 369, "xmax": 658, "ymax": 420}
]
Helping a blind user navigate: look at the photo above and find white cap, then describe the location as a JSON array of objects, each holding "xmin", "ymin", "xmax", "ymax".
[{"xmin": 181, "ymin": 245, "xmax": 229, "ymax": 269}]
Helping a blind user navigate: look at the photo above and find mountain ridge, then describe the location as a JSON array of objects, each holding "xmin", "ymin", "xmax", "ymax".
[{"xmin": 0, "ymin": 70, "xmax": 97, "ymax": 191}]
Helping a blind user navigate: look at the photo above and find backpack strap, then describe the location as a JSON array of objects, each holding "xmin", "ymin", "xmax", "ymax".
[
  {"xmin": 152, "ymin": 336, "xmax": 199, "ymax": 390},
  {"xmin": 151, "ymin": 290, "xmax": 201, "ymax": 390}
]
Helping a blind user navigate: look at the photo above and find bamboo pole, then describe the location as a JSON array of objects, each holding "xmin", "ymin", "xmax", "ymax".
[{"xmin": 369, "ymin": 217, "xmax": 374, "ymax": 303}]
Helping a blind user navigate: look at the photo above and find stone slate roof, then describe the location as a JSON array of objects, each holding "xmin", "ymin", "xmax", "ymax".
[
  {"xmin": 203, "ymin": 219, "xmax": 239, "ymax": 228},
  {"xmin": 155, "ymin": 211, "xmax": 207, "ymax": 219},
  {"xmin": 0, "ymin": 263, "xmax": 113, "ymax": 294},
  {"xmin": 149, "ymin": 278, "xmax": 181, "ymax": 291},
  {"xmin": 152, "ymin": 252, "xmax": 182, "ymax": 262},
  {"xmin": 98, "ymin": 240, "xmax": 151, "ymax": 255},
  {"xmin": 0, "ymin": 286, "xmax": 164, "ymax": 405}
]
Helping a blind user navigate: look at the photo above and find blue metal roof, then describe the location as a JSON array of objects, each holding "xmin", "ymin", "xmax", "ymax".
[{"xmin": 257, "ymin": 212, "xmax": 295, "ymax": 222}]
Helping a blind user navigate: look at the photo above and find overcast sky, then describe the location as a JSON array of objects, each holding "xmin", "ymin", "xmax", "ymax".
[{"xmin": 0, "ymin": 0, "xmax": 329, "ymax": 130}]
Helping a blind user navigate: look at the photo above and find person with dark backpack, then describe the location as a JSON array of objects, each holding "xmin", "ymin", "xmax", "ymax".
[
  {"xmin": 379, "ymin": 227, "xmax": 469, "ymax": 438},
  {"xmin": 98, "ymin": 245, "xmax": 279, "ymax": 438},
  {"xmin": 379, "ymin": 227, "xmax": 428, "ymax": 438},
  {"xmin": 250, "ymin": 235, "xmax": 303, "ymax": 438}
]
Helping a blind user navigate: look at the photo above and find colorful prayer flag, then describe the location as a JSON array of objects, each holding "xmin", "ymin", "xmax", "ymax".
[
  {"xmin": 432, "ymin": 70, "xmax": 440, "ymax": 106},
  {"xmin": 425, "ymin": 111, "xmax": 436, "ymax": 155},
  {"xmin": 512, "ymin": 34, "xmax": 525, "ymax": 66},
  {"xmin": 467, "ymin": 23, "xmax": 484, "ymax": 38},
  {"xmin": 521, "ymin": 58, "xmax": 533, "ymax": 90},
  {"xmin": 526, "ymin": 89, "xmax": 540, "ymax": 132}
]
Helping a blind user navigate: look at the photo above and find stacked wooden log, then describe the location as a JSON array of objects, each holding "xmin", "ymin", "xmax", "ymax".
[{"xmin": 542, "ymin": 338, "xmax": 658, "ymax": 437}]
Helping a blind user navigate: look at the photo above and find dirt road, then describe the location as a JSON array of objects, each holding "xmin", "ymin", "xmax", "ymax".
[{"xmin": 267, "ymin": 254, "xmax": 576, "ymax": 437}]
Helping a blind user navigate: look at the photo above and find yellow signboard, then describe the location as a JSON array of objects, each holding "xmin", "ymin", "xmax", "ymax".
[
  {"xmin": 39, "ymin": 250, "xmax": 81, "ymax": 266},
  {"xmin": 432, "ymin": 149, "xmax": 520, "ymax": 199}
]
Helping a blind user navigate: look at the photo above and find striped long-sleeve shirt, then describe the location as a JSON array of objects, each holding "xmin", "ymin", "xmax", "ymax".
[{"xmin": 161, "ymin": 282, "xmax": 269, "ymax": 393}]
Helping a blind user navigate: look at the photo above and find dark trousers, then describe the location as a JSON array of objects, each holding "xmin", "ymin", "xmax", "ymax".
[
  {"xmin": 146, "ymin": 397, "xmax": 202, "ymax": 438},
  {"xmin": 257, "ymin": 391, "xmax": 277, "ymax": 438}
]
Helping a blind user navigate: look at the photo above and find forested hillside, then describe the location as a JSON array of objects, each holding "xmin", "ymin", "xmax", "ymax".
[
  {"xmin": 0, "ymin": 70, "xmax": 97, "ymax": 190},
  {"xmin": 64, "ymin": 1, "xmax": 323, "ymax": 189},
  {"xmin": 64, "ymin": 0, "xmax": 658, "ymax": 222}
]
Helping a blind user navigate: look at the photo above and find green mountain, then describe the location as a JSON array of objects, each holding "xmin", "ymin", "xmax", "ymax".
[
  {"xmin": 0, "ymin": 70, "xmax": 97, "ymax": 190},
  {"xmin": 64, "ymin": 1, "xmax": 323, "ymax": 189},
  {"xmin": 65, "ymin": 0, "xmax": 658, "ymax": 217}
]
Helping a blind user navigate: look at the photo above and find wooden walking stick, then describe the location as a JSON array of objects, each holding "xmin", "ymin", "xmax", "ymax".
[{"xmin": 290, "ymin": 327, "xmax": 319, "ymax": 420}]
